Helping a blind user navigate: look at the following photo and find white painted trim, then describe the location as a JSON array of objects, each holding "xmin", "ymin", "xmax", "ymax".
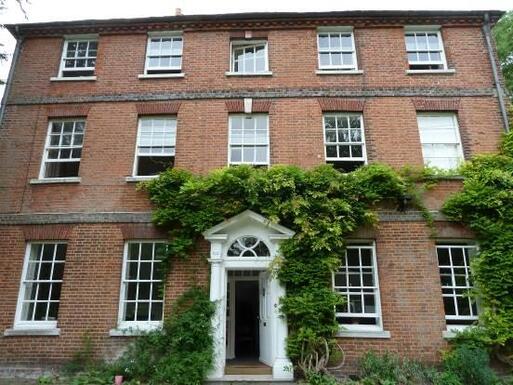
[
  {"xmin": 227, "ymin": 114, "xmax": 270, "ymax": 167},
  {"xmin": 316, "ymin": 69, "xmax": 363, "ymax": 75},
  {"xmin": 138, "ymin": 73, "xmax": 185, "ymax": 79},
  {"xmin": 57, "ymin": 37, "xmax": 98, "ymax": 78},
  {"xmin": 404, "ymin": 29, "xmax": 448, "ymax": 71},
  {"xmin": 50, "ymin": 76, "xmax": 97, "ymax": 81},
  {"xmin": 337, "ymin": 330, "xmax": 391, "ymax": 339},
  {"xmin": 115, "ymin": 241, "xmax": 166, "ymax": 331},
  {"xmin": 4, "ymin": 327, "xmax": 61, "ymax": 336},
  {"xmin": 143, "ymin": 33, "xmax": 183, "ymax": 75},
  {"xmin": 229, "ymin": 40, "xmax": 270, "ymax": 75},
  {"xmin": 13, "ymin": 242, "xmax": 66, "ymax": 331},
  {"xmin": 323, "ymin": 113, "xmax": 368, "ymax": 165},
  {"xmin": 406, "ymin": 69, "xmax": 456, "ymax": 75},
  {"xmin": 225, "ymin": 71, "xmax": 273, "ymax": 76},
  {"xmin": 125, "ymin": 175, "xmax": 158, "ymax": 183},
  {"xmin": 317, "ymin": 30, "xmax": 359, "ymax": 71},
  {"xmin": 30, "ymin": 177, "xmax": 81, "ymax": 184}
]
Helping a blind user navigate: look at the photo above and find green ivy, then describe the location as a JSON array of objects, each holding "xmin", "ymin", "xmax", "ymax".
[
  {"xmin": 143, "ymin": 164, "xmax": 412, "ymax": 365},
  {"xmin": 443, "ymin": 131, "xmax": 513, "ymax": 363}
]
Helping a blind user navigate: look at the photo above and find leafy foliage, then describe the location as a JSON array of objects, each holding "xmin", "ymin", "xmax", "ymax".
[
  {"xmin": 144, "ymin": 164, "xmax": 411, "ymax": 369},
  {"xmin": 443, "ymin": 131, "xmax": 513, "ymax": 364},
  {"xmin": 493, "ymin": 11, "xmax": 513, "ymax": 96}
]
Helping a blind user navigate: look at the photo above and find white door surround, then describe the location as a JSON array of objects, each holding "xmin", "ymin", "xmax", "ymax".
[{"xmin": 203, "ymin": 210, "xmax": 295, "ymax": 381}]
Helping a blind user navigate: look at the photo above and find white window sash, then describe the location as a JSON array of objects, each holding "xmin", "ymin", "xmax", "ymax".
[
  {"xmin": 132, "ymin": 117, "xmax": 177, "ymax": 177},
  {"xmin": 144, "ymin": 33, "xmax": 183, "ymax": 74},
  {"xmin": 228, "ymin": 114, "xmax": 270, "ymax": 166},
  {"xmin": 39, "ymin": 119, "xmax": 85, "ymax": 179},
  {"xmin": 58, "ymin": 37, "xmax": 98, "ymax": 77},
  {"xmin": 230, "ymin": 40, "xmax": 269, "ymax": 74},
  {"xmin": 404, "ymin": 30, "xmax": 448, "ymax": 69},
  {"xmin": 323, "ymin": 113, "xmax": 367, "ymax": 162},
  {"xmin": 116, "ymin": 241, "xmax": 165, "ymax": 330},
  {"xmin": 317, "ymin": 31, "xmax": 358, "ymax": 70},
  {"xmin": 417, "ymin": 113, "xmax": 464, "ymax": 169},
  {"xmin": 332, "ymin": 243, "xmax": 384, "ymax": 332},
  {"xmin": 14, "ymin": 242, "xmax": 66, "ymax": 330}
]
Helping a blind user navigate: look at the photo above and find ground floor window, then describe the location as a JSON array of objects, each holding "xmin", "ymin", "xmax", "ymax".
[
  {"xmin": 15, "ymin": 242, "xmax": 67, "ymax": 329},
  {"xmin": 333, "ymin": 242, "xmax": 383, "ymax": 331},
  {"xmin": 118, "ymin": 241, "xmax": 166, "ymax": 329},
  {"xmin": 437, "ymin": 244, "xmax": 479, "ymax": 326}
]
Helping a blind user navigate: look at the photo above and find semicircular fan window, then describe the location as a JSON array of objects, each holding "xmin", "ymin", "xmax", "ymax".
[{"xmin": 227, "ymin": 236, "xmax": 271, "ymax": 257}]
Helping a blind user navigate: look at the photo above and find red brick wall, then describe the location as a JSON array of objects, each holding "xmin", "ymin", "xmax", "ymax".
[
  {"xmin": 7, "ymin": 26, "xmax": 496, "ymax": 101},
  {"xmin": 0, "ymin": 224, "xmax": 209, "ymax": 368}
]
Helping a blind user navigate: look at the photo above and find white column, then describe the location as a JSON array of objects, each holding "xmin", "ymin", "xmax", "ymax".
[
  {"xmin": 270, "ymin": 276, "xmax": 294, "ymax": 380},
  {"xmin": 208, "ymin": 242, "xmax": 226, "ymax": 379}
]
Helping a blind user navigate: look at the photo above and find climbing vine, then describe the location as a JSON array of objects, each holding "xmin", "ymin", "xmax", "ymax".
[
  {"xmin": 143, "ymin": 164, "xmax": 413, "ymax": 367},
  {"xmin": 443, "ymin": 131, "xmax": 513, "ymax": 366}
]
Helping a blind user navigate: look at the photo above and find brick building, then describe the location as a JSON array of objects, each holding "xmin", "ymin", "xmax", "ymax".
[{"xmin": 0, "ymin": 9, "xmax": 509, "ymax": 381}]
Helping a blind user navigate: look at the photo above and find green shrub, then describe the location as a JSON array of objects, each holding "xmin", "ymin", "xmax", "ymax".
[
  {"xmin": 441, "ymin": 344, "xmax": 500, "ymax": 385},
  {"xmin": 305, "ymin": 371, "xmax": 340, "ymax": 385}
]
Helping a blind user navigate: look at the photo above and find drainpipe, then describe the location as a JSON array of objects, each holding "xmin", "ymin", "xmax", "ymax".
[
  {"xmin": 0, "ymin": 25, "xmax": 22, "ymax": 127},
  {"xmin": 483, "ymin": 12, "xmax": 510, "ymax": 133}
]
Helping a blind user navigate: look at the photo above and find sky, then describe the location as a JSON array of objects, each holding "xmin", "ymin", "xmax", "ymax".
[{"xmin": 0, "ymin": 0, "xmax": 512, "ymax": 91}]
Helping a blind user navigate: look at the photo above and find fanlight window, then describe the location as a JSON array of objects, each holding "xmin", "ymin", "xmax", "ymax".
[{"xmin": 227, "ymin": 236, "xmax": 271, "ymax": 257}]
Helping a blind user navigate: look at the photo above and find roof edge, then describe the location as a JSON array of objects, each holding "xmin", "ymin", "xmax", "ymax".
[{"xmin": 5, "ymin": 10, "xmax": 505, "ymax": 38}]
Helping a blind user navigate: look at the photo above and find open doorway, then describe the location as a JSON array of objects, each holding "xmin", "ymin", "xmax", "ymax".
[{"xmin": 234, "ymin": 280, "xmax": 259, "ymax": 359}]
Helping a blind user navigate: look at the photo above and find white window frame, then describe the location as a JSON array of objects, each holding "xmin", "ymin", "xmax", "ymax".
[
  {"xmin": 14, "ymin": 242, "xmax": 67, "ymax": 330},
  {"xmin": 116, "ymin": 240, "xmax": 166, "ymax": 332},
  {"xmin": 333, "ymin": 242, "xmax": 384, "ymax": 333},
  {"xmin": 39, "ymin": 119, "xmax": 86, "ymax": 180},
  {"xmin": 417, "ymin": 112, "xmax": 464, "ymax": 170},
  {"xmin": 132, "ymin": 116, "xmax": 177, "ymax": 178},
  {"xmin": 228, "ymin": 114, "xmax": 270, "ymax": 166},
  {"xmin": 404, "ymin": 26, "xmax": 448, "ymax": 70},
  {"xmin": 143, "ymin": 31, "xmax": 183, "ymax": 75},
  {"xmin": 323, "ymin": 113, "xmax": 367, "ymax": 164},
  {"xmin": 57, "ymin": 35, "xmax": 98, "ymax": 78},
  {"xmin": 437, "ymin": 244, "xmax": 479, "ymax": 332},
  {"xmin": 229, "ymin": 40, "xmax": 269, "ymax": 74},
  {"xmin": 317, "ymin": 27, "xmax": 358, "ymax": 71}
]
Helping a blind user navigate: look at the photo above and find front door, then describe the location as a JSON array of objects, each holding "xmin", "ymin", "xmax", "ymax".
[{"xmin": 259, "ymin": 272, "xmax": 273, "ymax": 366}]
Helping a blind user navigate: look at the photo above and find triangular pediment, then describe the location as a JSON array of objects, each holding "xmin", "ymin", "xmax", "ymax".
[{"xmin": 202, "ymin": 209, "xmax": 294, "ymax": 240}]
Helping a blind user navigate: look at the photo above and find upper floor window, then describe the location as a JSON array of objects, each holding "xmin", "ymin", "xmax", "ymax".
[
  {"xmin": 417, "ymin": 113, "xmax": 463, "ymax": 170},
  {"xmin": 40, "ymin": 119, "xmax": 85, "ymax": 179},
  {"xmin": 405, "ymin": 28, "xmax": 447, "ymax": 70},
  {"xmin": 144, "ymin": 33, "xmax": 183, "ymax": 75},
  {"xmin": 134, "ymin": 117, "xmax": 176, "ymax": 177},
  {"xmin": 324, "ymin": 113, "xmax": 366, "ymax": 172},
  {"xmin": 58, "ymin": 37, "xmax": 97, "ymax": 78},
  {"xmin": 230, "ymin": 40, "xmax": 269, "ymax": 74},
  {"xmin": 333, "ymin": 243, "xmax": 384, "ymax": 332},
  {"xmin": 118, "ymin": 241, "xmax": 165, "ymax": 329},
  {"xmin": 229, "ymin": 114, "xmax": 269, "ymax": 166},
  {"xmin": 437, "ymin": 244, "xmax": 479, "ymax": 328},
  {"xmin": 15, "ymin": 242, "xmax": 67, "ymax": 330},
  {"xmin": 317, "ymin": 28, "xmax": 357, "ymax": 71}
]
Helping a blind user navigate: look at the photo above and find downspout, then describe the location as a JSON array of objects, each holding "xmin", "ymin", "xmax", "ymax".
[
  {"xmin": 483, "ymin": 12, "xmax": 509, "ymax": 133},
  {"xmin": 0, "ymin": 25, "xmax": 22, "ymax": 127}
]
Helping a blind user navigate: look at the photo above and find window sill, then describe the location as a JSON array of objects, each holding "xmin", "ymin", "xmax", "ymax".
[
  {"xmin": 138, "ymin": 73, "xmax": 185, "ymax": 79},
  {"xmin": 443, "ymin": 325, "xmax": 472, "ymax": 339},
  {"xmin": 109, "ymin": 325, "xmax": 162, "ymax": 337},
  {"xmin": 406, "ymin": 69, "xmax": 456, "ymax": 75},
  {"xmin": 125, "ymin": 176, "xmax": 158, "ymax": 183},
  {"xmin": 316, "ymin": 69, "xmax": 363, "ymax": 75},
  {"xmin": 30, "ymin": 177, "xmax": 81, "ymax": 185},
  {"xmin": 225, "ymin": 71, "xmax": 273, "ymax": 77},
  {"xmin": 50, "ymin": 76, "xmax": 97, "ymax": 82},
  {"xmin": 4, "ymin": 327, "xmax": 60, "ymax": 336},
  {"xmin": 337, "ymin": 329, "xmax": 391, "ymax": 339}
]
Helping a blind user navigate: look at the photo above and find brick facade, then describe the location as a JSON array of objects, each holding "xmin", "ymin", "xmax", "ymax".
[{"xmin": 0, "ymin": 10, "xmax": 507, "ymax": 376}]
